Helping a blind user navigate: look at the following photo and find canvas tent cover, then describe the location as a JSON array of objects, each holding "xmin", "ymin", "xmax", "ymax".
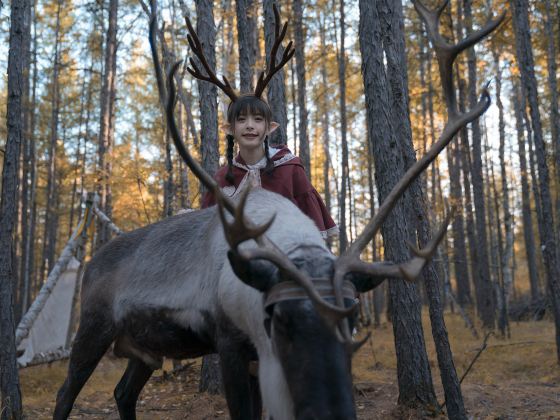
[{"xmin": 17, "ymin": 257, "xmax": 80, "ymax": 367}]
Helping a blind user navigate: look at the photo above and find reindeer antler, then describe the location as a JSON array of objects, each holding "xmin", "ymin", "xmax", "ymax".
[
  {"xmin": 254, "ymin": 4, "xmax": 295, "ymax": 98},
  {"xmin": 183, "ymin": 15, "xmax": 238, "ymax": 102},
  {"xmin": 183, "ymin": 3, "xmax": 294, "ymax": 101},
  {"xmin": 331, "ymin": 1, "xmax": 505, "ymax": 317}
]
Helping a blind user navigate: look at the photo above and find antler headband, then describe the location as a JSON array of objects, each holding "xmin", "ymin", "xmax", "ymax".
[{"xmin": 184, "ymin": 4, "xmax": 295, "ymax": 101}]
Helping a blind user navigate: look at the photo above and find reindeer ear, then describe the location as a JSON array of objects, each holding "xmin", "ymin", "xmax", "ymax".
[
  {"xmin": 227, "ymin": 250, "xmax": 278, "ymax": 292},
  {"xmin": 346, "ymin": 272, "xmax": 386, "ymax": 293}
]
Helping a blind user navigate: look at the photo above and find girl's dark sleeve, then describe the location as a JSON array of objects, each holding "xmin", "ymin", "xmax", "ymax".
[{"xmin": 291, "ymin": 165, "xmax": 339, "ymax": 238}]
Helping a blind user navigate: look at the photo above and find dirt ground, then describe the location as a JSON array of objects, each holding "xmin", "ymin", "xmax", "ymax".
[{"xmin": 20, "ymin": 313, "xmax": 560, "ymax": 419}]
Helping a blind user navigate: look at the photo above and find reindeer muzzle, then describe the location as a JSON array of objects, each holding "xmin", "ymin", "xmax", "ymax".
[{"xmin": 264, "ymin": 278, "xmax": 357, "ymax": 313}]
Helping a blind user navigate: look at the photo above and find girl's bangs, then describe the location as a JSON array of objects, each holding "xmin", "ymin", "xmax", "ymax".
[{"xmin": 228, "ymin": 96, "xmax": 272, "ymax": 123}]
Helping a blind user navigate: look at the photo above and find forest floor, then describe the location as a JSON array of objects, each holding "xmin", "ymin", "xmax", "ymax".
[{"xmin": 20, "ymin": 313, "xmax": 560, "ymax": 419}]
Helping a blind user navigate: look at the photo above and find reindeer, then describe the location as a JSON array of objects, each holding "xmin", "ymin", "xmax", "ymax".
[{"xmin": 53, "ymin": 2, "xmax": 504, "ymax": 419}]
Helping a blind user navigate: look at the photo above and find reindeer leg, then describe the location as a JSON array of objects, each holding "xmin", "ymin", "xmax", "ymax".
[
  {"xmin": 53, "ymin": 313, "xmax": 115, "ymax": 420},
  {"xmin": 249, "ymin": 367, "xmax": 262, "ymax": 420},
  {"xmin": 219, "ymin": 342, "xmax": 261, "ymax": 420},
  {"xmin": 114, "ymin": 358, "xmax": 153, "ymax": 420}
]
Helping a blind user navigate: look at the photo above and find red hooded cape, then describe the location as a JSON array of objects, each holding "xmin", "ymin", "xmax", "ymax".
[{"xmin": 202, "ymin": 145, "xmax": 338, "ymax": 238}]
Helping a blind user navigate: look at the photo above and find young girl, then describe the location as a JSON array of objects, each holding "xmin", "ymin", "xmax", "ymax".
[{"xmin": 202, "ymin": 95, "xmax": 338, "ymax": 240}]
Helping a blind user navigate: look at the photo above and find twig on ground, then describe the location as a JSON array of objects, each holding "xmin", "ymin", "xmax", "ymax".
[
  {"xmin": 459, "ymin": 331, "xmax": 493, "ymax": 385},
  {"xmin": 467, "ymin": 340, "xmax": 554, "ymax": 351},
  {"xmin": 440, "ymin": 331, "xmax": 493, "ymax": 410}
]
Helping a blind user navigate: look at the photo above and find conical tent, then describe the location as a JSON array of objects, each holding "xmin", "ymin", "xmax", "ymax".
[{"xmin": 17, "ymin": 257, "xmax": 81, "ymax": 367}]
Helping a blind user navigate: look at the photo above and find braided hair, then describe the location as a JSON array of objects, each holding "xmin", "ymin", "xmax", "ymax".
[
  {"xmin": 226, "ymin": 95, "xmax": 276, "ymax": 183},
  {"xmin": 225, "ymin": 134, "xmax": 235, "ymax": 184}
]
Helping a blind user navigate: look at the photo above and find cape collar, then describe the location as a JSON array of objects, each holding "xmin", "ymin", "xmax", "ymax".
[{"xmin": 233, "ymin": 146, "xmax": 296, "ymax": 171}]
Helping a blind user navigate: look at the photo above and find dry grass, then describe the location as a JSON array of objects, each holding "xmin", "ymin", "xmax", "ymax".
[{"xmin": 19, "ymin": 312, "xmax": 560, "ymax": 419}]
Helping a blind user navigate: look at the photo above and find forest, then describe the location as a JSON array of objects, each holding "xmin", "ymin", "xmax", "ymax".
[{"xmin": 1, "ymin": 0, "xmax": 559, "ymax": 419}]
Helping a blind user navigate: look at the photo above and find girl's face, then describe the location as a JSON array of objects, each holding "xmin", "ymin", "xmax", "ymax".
[{"xmin": 232, "ymin": 112, "xmax": 268, "ymax": 152}]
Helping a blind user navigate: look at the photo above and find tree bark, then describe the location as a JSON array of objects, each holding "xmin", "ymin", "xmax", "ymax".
[
  {"xmin": 40, "ymin": 0, "xmax": 62, "ymax": 284},
  {"xmin": 27, "ymin": 4, "xmax": 38, "ymax": 304},
  {"xmin": 262, "ymin": 0, "xmax": 288, "ymax": 145},
  {"xmin": 495, "ymin": 51, "xmax": 513, "ymax": 337},
  {"xmin": 0, "ymin": 1, "xmax": 29, "ymax": 418},
  {"xmin": 379, "ymin": 0, "xmax": 466, "ymax": 416},
  {"xmin": 543, "ymin": 0, "xmax": 560, "ymax": 241},
  {"xmin": 195, "ymin": 0, "xmax": 222, "ymax": 393},
  {"xmin": 464, "ymin": 0, "xmax": 495, "ymax": 329},
  {"xmin": 19, "ymin": 0, "xmax": 33, "ymax": 318},
  {"xmin": 236, "ymin": 0, "xmax": 257, "ymax": 92},
  {"xmin": 293, "ymin": 0, "xmax": 310, "ymax": 177},
  {"xmin": 512, "ymin": 81, "xmax": 540, "ymax": 302},
  {"xmin": 336, "ymin": 0, "xmax": 349, "ymax": 252},
  {"xmin": 359, "ymin": 0, "xmax": 438, "ymax": 410},
  {"xmin": 319, "ymin": 10, "xmax": 331, "ymax": 218},
  {"xmin": 96, "ymin": 0, "xmax": 119, "ymax": 248},
  {"xmin": 511, "ymin": 0, "xmax": 560, "ymax": 362},
  {"xmin": 458, "ymin": 99, "xmax": 479, "ymax": 314}
]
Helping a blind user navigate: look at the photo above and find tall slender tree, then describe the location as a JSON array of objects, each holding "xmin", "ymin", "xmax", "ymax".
[
  {"xmin": 336, "ymin": 0, "xmax": 349, "ymax": 251},
  {"xmin": 0, "ymin": 1, "xmax": 30, "ymax": 418},
  {"xmin": 193, "ymin": 0, "xmax": 222, "ymax": 393},
  {"xmin": 236, "ymin": 0, "xmax": 257, "ymax": 91},
  {"xmin": 512, "ymin": 81, "xmax": 541, "ymax": 302},
  {"xmin": 19, "ymin": 0, "xmax": 34, "ymax": 317},
  {"xmin": 543, "ymin": 0, "xmax": 560, "ymax": 238},
  {"xmin": 511, "ymin": 0, "xmax": 560, "ymax": 362},
  {"xmin": 96, "ymin": 0, "xmax": 119, "ymax": 248},
  {"xmin": 381, "ymin": 1, "xmax": 466, "ymax": 416},
  {"xmin": 293, "ymin": 0, "xmax": 310, "ymax": 177},
  {"xmin": 494, "ymin": 50, "xmax": 513, "ymax": 336},
  {"xmin": 464, "ymin": 0, "xmax": 495, "ymax": 329},
  {"xmin": 40, "ymin": 0, "xmax": 63, "ymax": 285},
  {"xmin": 359, "ymin": 0, "xmax": 438, "ymax": 410},
  {"xmin": 318, "ymin": 8, "xmax": 332, "ymax": 219},
  {"xmin": 263, "ymin": 0, "xmax": 288, "ymax": 145}
]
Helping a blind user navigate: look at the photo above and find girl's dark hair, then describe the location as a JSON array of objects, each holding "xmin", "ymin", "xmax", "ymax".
[
  {"xmin": 226, "ymin": 134, "xmax": 235, "ymax": 184},
  {"xmin": 226, "ymin": 95, "xmax": 275, "ymax": 183}
]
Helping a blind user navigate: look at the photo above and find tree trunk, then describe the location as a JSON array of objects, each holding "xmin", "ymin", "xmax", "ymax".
[
  {"xmin": 458, "ymin": 96, "xmax": 479, "ymax": 315},
  {"xmin": 543, "ymin": 0, "xmax": 560, "ymax": 241},
  {"xmin": 27, "ymin": 5, "xmax": 38, "ymax": 303},
  {"xmin": 96, "ymin": 0, "xmax": 119, "ymax": 248},
  {"xmin": 293, "ymin": 0, "xmax": 310, "ymax": 177},
  {"xmin": 495, "ymin": 51, "xmax": 513, "ymax": 337},
  {"xmin": 486, "ymin": 131, "xmax": 505, "ymax": 336},
  {"xmin": 359, "ymin": 0, "xmax": 438, "ymax": 410},
  {"xmin": 366, "ymin": 132, "xmax": 382, "ymax": 326},
  {"xmin": 236, "ymin": 0, "xmax": 257, "ymax": 92},
  {"xmin": 263, "ymin": 0, "xmax": 288, "ymax": 146},
  {"xmin": 512, "ymin": 81, "xmax": 540, "ymax": 302},
  {"xmin": 0, "ymin": 1, "xmax": 29, "ymax": 418},
  {"xmin": 40, "ymin": 0, "xmax": 62, "ymax": 284},
  {"xmin": 379, "ymin": 0, "xmax": 466, "ymax": 416},
  {"xmin": 195, "ymin": 0, "xmax": 222, "ymax": 394},
  {"xmin": 19, "ymin": 0, "xmax": 33, "ymax": 318},
  {"xmin": 336, "ymin": 0, "xmax": 349, "ymax": 252},
  {"xmin": 319, "ymin": 10, "xmax": 331, "ymax": 217},
  {"xmin": 511, "ymin": 0, "xmax": 560, "ymax": 363},
  {"xmin": 164, "ymin": 130, "xmax": 174, "ymax": 217},
  {"xmin": 464, "ymin": 0, "xmax": 494, "ymax": 329}
]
